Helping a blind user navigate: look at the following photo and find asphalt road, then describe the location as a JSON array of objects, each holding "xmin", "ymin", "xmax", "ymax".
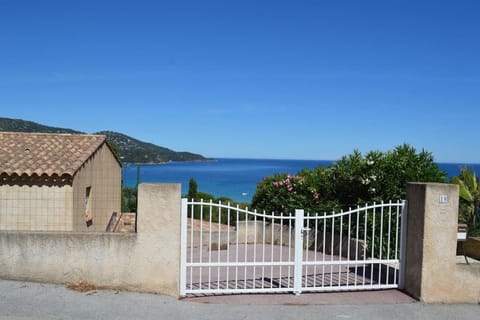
[{"xmin": 0, "ymin": 279, "xmax": 478, "ymax": 320}]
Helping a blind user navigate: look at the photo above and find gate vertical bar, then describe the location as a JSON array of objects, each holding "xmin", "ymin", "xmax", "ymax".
[
  {"xmin": 180, "ymin": 198, "xmax": 188, "ymax": 297},
  {"xmin": 293, "ymin": 209, "xmax": 304, "ymax": 295},
  {"xmin": 398, "ymin": 200, "xmax": 408, "ymax": 289}
]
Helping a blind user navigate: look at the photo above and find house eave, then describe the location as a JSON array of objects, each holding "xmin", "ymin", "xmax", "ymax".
[{"xmin": 0, "ymin": 173, "xmax": 73, "ymax": 187}]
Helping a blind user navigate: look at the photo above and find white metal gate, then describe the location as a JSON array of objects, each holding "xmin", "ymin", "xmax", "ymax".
[{"xmin": 180, "ymin": 199, "xmax": 407, "ymax": 296}]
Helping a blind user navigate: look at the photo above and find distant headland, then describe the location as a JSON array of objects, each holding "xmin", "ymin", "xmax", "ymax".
[{"xmin": 0, "ymin": 117, "xmax": 210, "ymax": 164}]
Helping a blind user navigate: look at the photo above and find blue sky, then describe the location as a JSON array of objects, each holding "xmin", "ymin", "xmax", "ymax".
[{"xmin": 1, "ymin": 0, "xmax": 479, "ymax": 162}]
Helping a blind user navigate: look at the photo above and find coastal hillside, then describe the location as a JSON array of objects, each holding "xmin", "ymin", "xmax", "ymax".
[
  {"xmin": 0, "ymin": 117, "xmax": 81, "ymax": 134},
  {"xmin": 0, "ymin": 117, "xmax": 207, "ymax": 163},
  {"xmin": 96, "ymin": 131, "xmax": 207, "ymax": 163}
]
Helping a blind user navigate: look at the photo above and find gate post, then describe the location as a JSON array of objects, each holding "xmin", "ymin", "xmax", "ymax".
[
  {"xmin": 403, "ymin": 183, "xmax": 462, "ymax": 302},
  {"xmin": 398, "ymin": 200, "xmax": 408, "ymax": 290},
  {"xmin": 293, "ymin": 209, "xmax": 304, "ymax": 295},
  {"xmin": 179, "ymin": 198, "xmax": 188, "ymax": 297}
]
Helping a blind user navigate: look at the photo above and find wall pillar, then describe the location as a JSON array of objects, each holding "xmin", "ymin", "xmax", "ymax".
[
  {"xmin": 136, "ymin": 183, "xmax": 181, "ymax": 296},
  {"xmin": 404, "ymin": 183, "xmax": 461, "ymax": 302}
]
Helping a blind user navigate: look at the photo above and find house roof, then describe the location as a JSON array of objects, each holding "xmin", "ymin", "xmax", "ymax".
[{"xmin": 0, "ymin": 132, "xmax": 108, "ymax": 180}]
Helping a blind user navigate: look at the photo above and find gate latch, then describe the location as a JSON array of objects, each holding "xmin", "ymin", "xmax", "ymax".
[{"xmin": 301, "ymin": 227, "xmax": 311, "ymax": 237}]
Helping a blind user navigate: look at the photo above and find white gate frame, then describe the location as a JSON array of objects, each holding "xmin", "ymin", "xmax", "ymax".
[
  {"xmin": 180, "ymin": 199, "xmax": 407, "ymax": 296},
  {"xmin": 398, "ymin": 200, "xmax": 408, "ymax": 290},
  {"xmin": 180, "ymin": 198, "xmax": 188, "ymax": 296},
  {"xmin": 293, "ymin": 209, "xmax": 304, "ymax": 295}
]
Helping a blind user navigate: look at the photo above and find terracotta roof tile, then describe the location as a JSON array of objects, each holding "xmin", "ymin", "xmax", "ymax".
[{"xmin": 0, "ymin": 132, "xmax": 106, "ymax": 178}]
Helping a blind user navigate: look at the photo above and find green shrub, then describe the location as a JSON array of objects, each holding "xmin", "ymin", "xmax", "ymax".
[
  {"xmin": 252, "ymin": 144, "xmax": 445, "ymax": 215},
  {"xmin": 252, "ymin": 144, "xmax": 446, "ymax": 258},
  {"xmin": 451, "ymin": 167, "xmax": 480, "ymax": 236},
  {"xmin": 121, "ymin": 187, "xmax": 137, "ymax": 213},
  {"xmin": 184, "ymin": 178, "xmax": 250, "ymax": 226}
]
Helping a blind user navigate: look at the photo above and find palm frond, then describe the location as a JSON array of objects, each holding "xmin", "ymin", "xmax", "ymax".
[{"xmin": 452, "ymin": 176, "xmax": 474, "ymax": 202}]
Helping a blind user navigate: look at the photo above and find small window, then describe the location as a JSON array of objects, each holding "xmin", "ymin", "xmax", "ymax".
[{"xmin": 85, "ymin": 186, "xmax": 93, "ymax": 227}]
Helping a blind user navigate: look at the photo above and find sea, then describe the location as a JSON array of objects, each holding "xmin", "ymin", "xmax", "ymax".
[{"xmin": 122, "ymin": 158, "xmax": 480, "ymax": 203}]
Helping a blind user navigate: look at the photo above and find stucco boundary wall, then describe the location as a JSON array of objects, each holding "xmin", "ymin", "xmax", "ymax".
[
  {"xmin": 0, "ymin": 183, "xmax": 181, "ymax": 297},
  {"xmin": 404, "ymin": 183, "xmax": 480, "ymax": 304}
]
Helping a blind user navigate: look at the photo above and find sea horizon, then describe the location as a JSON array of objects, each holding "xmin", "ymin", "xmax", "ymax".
[
  {"xmin": 124, "ymin": 157, "xmax": 480, "ymax": 166},
  {"xmin": 122, "ymin": 158, "xmax": 480, "ymax": 203}
]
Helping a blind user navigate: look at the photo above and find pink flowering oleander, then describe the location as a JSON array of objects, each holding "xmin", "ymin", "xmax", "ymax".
[{"xmin": 272, "ymin": 174, "xmax": 302, "ymax": 188}]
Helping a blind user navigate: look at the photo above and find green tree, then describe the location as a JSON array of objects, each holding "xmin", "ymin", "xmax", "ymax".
[
  {"xmin": 372, "ymin": 144, "xmax": 446, "ymax": 202},
  {"xmin": 187, "ymin": 178, "xmax": 198, "ymax": 201},
  {"xmin": 452, "ymin": 168, "xmax": 480, "ymax": 231},
  {"xmin": 107, "ymin": 140, "xmax": 121, "ymax": 160},
  {"xmin": 121, "ymin": 187, "xmax": 137, "ymax": 213}
]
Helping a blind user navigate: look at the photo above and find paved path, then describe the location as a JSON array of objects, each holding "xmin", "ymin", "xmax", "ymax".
[
  {"xmin": 0, "ymin": 279, "xmax": 478, "ymax": 320},
  {"xmin": 185, "ymin": 289, "xmax": 415, "ymax": 305},
  {"xmin": 186, "ymin": 243, "xmax": 399, "ymax": 295}
]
